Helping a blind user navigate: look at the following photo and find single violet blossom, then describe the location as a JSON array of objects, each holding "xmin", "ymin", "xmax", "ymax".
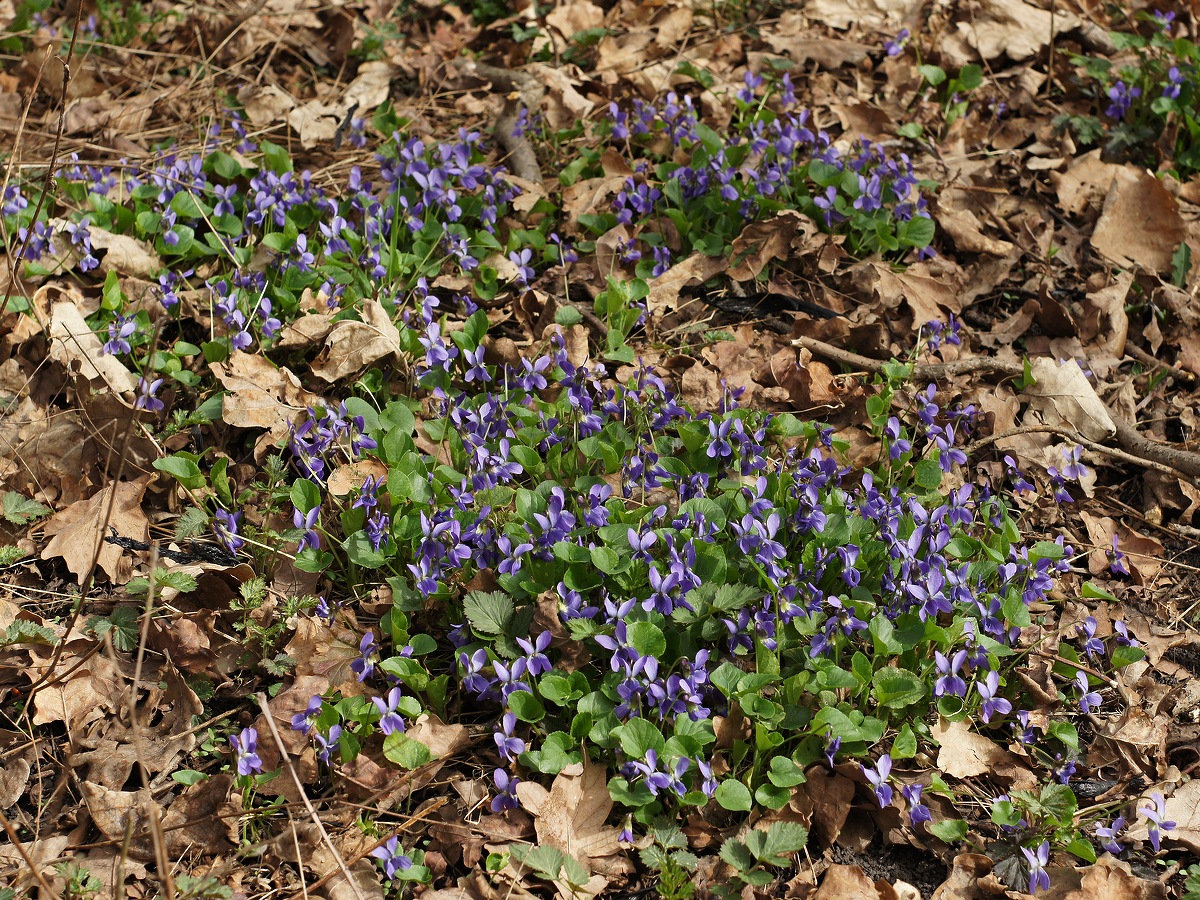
[
  {"xmin": 1138, "ymin": 792, "xmax": 1176, "ymax": 852},
  {"xmin": 862, "ymin": 754, "xmax": 893, "ymax": 807},
  {"xmin": 370, "ymin": 835, "xmax": 412, "ymax": 880},
  {"xmin": 1020, "ymin": 840, "xmax": 1050, "ymax": 893},
  {"xmin": 230, "ymin": 727, "xmax": 262, "ymax": 776}
]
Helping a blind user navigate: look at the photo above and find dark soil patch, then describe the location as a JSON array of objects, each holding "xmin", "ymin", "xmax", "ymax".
[{"xmin": 830, "ymin": 837, "xmax": 948, "ymax": 899}]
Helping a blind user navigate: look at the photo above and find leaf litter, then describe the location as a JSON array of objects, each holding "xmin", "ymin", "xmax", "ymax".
[{"xmin": 1, "ymin": 1, "xmax": 1200, "ymax": 899}]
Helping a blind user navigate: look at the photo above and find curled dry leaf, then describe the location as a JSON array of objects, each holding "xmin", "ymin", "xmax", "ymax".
[
  {"xmin": 311, "ymin": 299, "xmax": 402, "ymax": 382},
  {"xmin": 812, "ymin": 863, "xmax": 887, "ymax": 900},
  {"xmin": 728, "ymin": 209, "xmax": 816, "ymax": 282},
  {"xmin": 1090, "ymin": 167, "xmax": 1186, "ymax": 273},
  {"xmin": 940, "ymin": 0, "xmax": 1080, "ymax": 65},
  {"xmin": 47, "ymin": 297, "xmax": 138, "ymax": 395},
  {"xmin": 798, "ymin": 768, "xmax": 856, "ymax": 847},
  {"xmin": 210, "ymin": 350, "xmax": 323, "ymax": 453},
  {"xmin": 85, "ymin": 224, "xmax": 163, "ymax": 278},
  {"xmin": 1062, "ymin": 854, "xmax": 1167, "ymax": 900},
  {"xmin": 515, "ymin": 760, "xmax": 631, "ymax": 880},
  {"xmin": 1023, "ymin": 357, "xmax": 1116, "ymax": 443},
  {"xmin": 646, "ymin": 251, "xmax": 728, "ymax": 317}
]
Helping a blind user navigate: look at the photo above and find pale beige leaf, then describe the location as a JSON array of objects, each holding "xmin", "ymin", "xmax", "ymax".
[
  {"xmin": 1091, "ymin": 167, "xmax": 1186, "ymax": 273},
  {"xmin": 47, "ymin": 297, "xmax": 138, "ymax": 395},
  {"xmin": 932, "ymin": 719, "xmax": 1036, "ymax": 789},
  {"xmin": 87, "ymin": 225, "xmax": 163, "ymax": 278},
  {"xmin": 311, "ymin": 300, "xmax": 401, "ymax": 382},
  {"xmin": 1023, "ymin": 358, "xmax": 1116, "ymax": 443}
]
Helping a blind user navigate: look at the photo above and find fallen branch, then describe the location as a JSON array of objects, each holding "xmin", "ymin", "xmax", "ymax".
[
  {"xmin": 1126, "ymin": 343, "xmax": 1196, "ymax": 385},
  {"xmin": 793, "ymin": 335, "xmax": 1200, "ymax": 485}
]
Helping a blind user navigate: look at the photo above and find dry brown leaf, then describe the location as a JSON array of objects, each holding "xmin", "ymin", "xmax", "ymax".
[
  {"xmin": 277, "ymin": 311, "xmax": 337, "ymax": 349},
  {"xmin": 1023, "ymin": 358, "xmax": 1116, "ymax": 443},
  {"xmin": 87, "ymin": 225, "xmax": 163, "ymax": 278},
  {"xmin": 237, "ymin": 82, "xmax": 295, "ymax": 127},
  {"xmin": 1079, "ymin": 271, "xmax": 1132, "ymax": 358},
  {"xmin": 932, "ymin": 718, "xmax": 1036, "ymax": 789},
  {"xmin": 764, "ymin": 34, "xmax": 871, "ymax": 68},
  {"xmin": 530, "ymin": 63, "xmax": 595, "ymax": 131},
  {"xmin": 311, "ymin": 299, "xmax": 402, "ymax": 382},
  {"xmin": 936, "ymin": 190, "xmax": 1016, "ymax": 258},
  {"xmin": 930, "ymin": 853, "xmax": 993, "ymax": 900},
  {"xmin": 728, "ymin": 210, "xmax": 815, "ymax": 282},
  {"xmin": 162, "ymin": 774, "xmax": 239, "ymax": 857},
  {"xmin": 941, "ymin": 0, "xmax": 1080, "ymax": 65},
  {"xmin": 647, "ymin": 252, "xmax": 728, "ymax": 317},
  {"xmin": 41, "ymin": 475, "xmax": 151, "ymax": 583},
  {"xmin": 79, "ymin": 782, "xmax": 159, "ymax": 861},
  {"xmin": 1052, "ymin": 151, "xmax": 1117, "ymax": 216},
  {"xmin": 545, "ymin": 0, "xmax": 604, "ymax": 39},
  {"xmin": 0, "ymin": 756, "xmax": 31, "ymax": 809},
  {"xmin": 1091, "ymin": 167, "xmax": 1186, "ymax": 273},
  {"xmin": 211, "ymin": 351, "xmax": 323, "ymax": 450},
  {"xmin": 1063, "ymin": 854, "xmax": 1167, "ymax": 899},
  {"xmin": 804, "ymin": 0, "xmax": 921, "ymax": 30},
  {"xmin": 654, "ymin": 7, "xmax": 694, "ymax": 47},
  {"xmin": 0, "ymin": 835, "xmax": 71, "ymax": 893},
  {"xmin": 801, "ymin": 770, "xmax": 855, "ymax": 847},
  {"xmin": 813, "ymin": 864, "xmax": 885, "ymax": 899}
]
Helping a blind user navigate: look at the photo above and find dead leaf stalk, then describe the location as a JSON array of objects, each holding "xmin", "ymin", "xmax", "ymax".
[
  {"xmin": 255, "ymin": 692, "xmax": 367, "ymax": 900},
  {"xmin": 0, "ymin": 7, "xmax": 82, "ymax": 323}
]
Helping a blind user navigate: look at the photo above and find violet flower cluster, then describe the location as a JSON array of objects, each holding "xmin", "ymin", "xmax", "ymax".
[{"xmin": 604, "ymin": 73, "xmax": 933, "ymax": 264}]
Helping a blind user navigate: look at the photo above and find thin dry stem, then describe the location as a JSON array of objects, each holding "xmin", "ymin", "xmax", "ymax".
[{"xmin": 256, "ymin": 692, "xmax": 366, "ymax": 900}]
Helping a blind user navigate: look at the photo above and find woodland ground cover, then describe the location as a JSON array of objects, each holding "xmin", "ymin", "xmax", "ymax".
[{"xmin": 1, "ymin": 2, "xmax": 1200, "ymax": 900}]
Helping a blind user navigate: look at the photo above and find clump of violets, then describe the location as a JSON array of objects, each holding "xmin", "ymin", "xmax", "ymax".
[
  {"xmin": 1063, "ymin": 10, "xmax": 1200, "ymax": 175},
  {"xmin": 600, "ymin": 73, "xmax": 934, "ymax": 266}
]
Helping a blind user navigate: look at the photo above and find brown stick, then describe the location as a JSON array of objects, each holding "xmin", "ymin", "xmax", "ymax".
[{"xmin": 1126, "ymin": 343, "xmax": 1196, "ymax": 384}]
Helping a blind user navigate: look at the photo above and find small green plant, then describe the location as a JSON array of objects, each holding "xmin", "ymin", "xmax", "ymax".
[
  {"xmin": 714, "ymin": 821, "xmax": 808, "ymax": 896},
  {"xmin": 0, "ymin": 546, "xmax": 28, "ymax": 566},
  {"xmin": 916, "ymin": 63, "xmax": 984, "ymax": 128},
  {"xmin": 171, "ymin": 875, "xmax": 233, "ymax": 900},
  {"xmin": 1, "ymin": 491, "xmax": 51, "ymax": 525},
  {"xmin": 640, "ymin": 823, "xmax": 698, "ymax": 900},
  {"xmin": 1183, "ymin": 862, "xmax": 1200, "ymax": 900},
  {"xmin": 510, "ymin": 843, "xmax": 591, "ymax": 894},
  {"xmin": 85, "ymin": 606, "xmax": 140, "ymax": 652},
  {"xmin": 1061, "ymin": 10, "xmax": 1200, "ymax": 174},
  {"xmin": 55, "ymin": 862, "xmax": 102, "ymax": 900}
]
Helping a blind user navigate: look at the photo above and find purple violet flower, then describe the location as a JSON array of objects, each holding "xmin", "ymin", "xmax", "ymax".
[
  {"xmin": 1094, "ymin": 815, "xmax": 1125, "ymax": 854},
  {"xmin": 862, "ymin": 754, "xmax": 893, "ymax": 807},
  {"xmin": 291, "ymin": 695, "xmax": 323, "ymax": 734},
  {"xmin": 370, "ymin": 836, "xmax": 412, "ymax": 880},
  {"xmin": 230, "ymin": 727, "xmax": 262, "ymax": 776},
  {"xmin": 1020, "ymin": 840, "xmax": 1050, "ymax": 893},
  {"xmin": 1138, "ymin": 793, "xmax": 1175, "ymax": 852}
]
